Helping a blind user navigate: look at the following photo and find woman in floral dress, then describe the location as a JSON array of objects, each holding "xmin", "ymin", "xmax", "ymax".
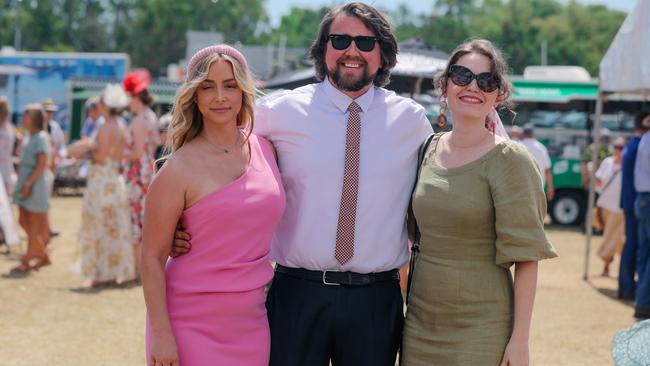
[
  {"xmin": 70, "ymin": 84, "xmax": 134, "ymax": 287},
  {"xmin": 122, "ymin": 70, "xmax": 159, "ymax": 279}
]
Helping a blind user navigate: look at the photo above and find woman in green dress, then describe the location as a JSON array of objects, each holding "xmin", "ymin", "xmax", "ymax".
[{"xmin": 401, "ymin": 39, "xmax": 557, "ymax": 366}]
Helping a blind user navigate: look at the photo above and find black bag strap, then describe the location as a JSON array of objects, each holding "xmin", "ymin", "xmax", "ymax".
[{"xmin": 405, "ymin": 132, "xmax": 436, "ymax": 305}]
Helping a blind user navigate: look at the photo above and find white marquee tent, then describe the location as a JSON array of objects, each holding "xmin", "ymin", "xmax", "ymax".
[{"xmin": 583, "ymin": 0, "xmax": 650, "ymax": 279}]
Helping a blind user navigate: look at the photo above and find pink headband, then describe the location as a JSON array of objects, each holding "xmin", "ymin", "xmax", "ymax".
[{"xmin": 186, "ymin": 44, "xmax": 249, "ymax": 81}]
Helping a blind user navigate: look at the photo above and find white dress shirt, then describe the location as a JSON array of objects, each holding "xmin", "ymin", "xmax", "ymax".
[
  {"xmin": 255, "ymin": 78, "xmax": 433, "ymax": 273},
  {"xmin": 519, "ymin": 138, "xmax": 551, "ymax": 184},
  {"xmin": 48, "ymin": 119, "xmax": 66, "ymax": 157}
]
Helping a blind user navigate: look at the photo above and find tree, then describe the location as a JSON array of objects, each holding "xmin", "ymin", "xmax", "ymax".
[
  {"xmin": 268, "ymin": 6, "xmax": 329, "ymax": 48},
  {"xmin": 115, "ymin": 0, "xmax": 270, "ymax": 74},
  {"xmin": 59, "ymin": 0, "xmax": 110, "ymax": 52},
  {"xmin": 0, "ymin": 0, "xmax": 627, "ymax": 78},
  {"xmin": 394, "ymin": 0, "xmax": 625, "ymax": 76}
]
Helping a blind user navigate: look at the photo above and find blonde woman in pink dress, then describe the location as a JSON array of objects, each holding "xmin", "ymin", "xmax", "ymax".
[{"xmin": 141, "ymin": 45, "xmax": 285, "ymax": 366}]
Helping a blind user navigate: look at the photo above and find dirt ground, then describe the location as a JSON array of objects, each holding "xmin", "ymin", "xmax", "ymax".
[{"xmin": 0, "ymin": 196, "xmax": 636, "ymax": 365}]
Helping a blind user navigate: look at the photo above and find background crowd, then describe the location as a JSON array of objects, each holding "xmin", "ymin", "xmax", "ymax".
[
  {"xmin": 512, "ymin": 112, "xmax": 650, "ymax": 320},
  {"xmin": 0, "ymin": 70, "xmax": 168, "ymax": 289}
]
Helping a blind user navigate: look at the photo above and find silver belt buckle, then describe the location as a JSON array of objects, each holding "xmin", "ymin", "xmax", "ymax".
[{"xmin": 322, "ymin": 270, "xmax": 340, "ymax": 286}]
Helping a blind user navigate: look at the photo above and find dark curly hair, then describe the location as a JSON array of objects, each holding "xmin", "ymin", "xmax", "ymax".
[{"xmin": 309, "ymin": 2, "xmax": 398, "ymax": 88}]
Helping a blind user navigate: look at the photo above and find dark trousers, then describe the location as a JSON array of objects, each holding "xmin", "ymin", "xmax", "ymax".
[
  {"xmin": 635, "ymin": 193, "xmax": 650, "ymax": 316},
  {"xmin": 266, "ymin": 270, "xmax": 404, "ymax": 366},
  {"xmin": 618, "ymin": 209, "xmax": 638, "ymax": 299}
]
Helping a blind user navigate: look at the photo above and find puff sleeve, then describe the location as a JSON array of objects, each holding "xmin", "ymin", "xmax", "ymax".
[{"xmin": 490, "ymin": 142, "xmax": 558, "ymax": 268}]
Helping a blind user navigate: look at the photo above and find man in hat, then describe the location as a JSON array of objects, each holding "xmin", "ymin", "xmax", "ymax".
[
  {"xmin": 173, "ymin": 3, "xmax": 432, "ymax": 365},
  {"xmin": 40, "ymin": 98, "xmax": 65, "ymax": 238},
  {"xmin": 519, "ymin": 124, "xmax": 554, "ymax": 200},
  {"xmin": 41, "ymin": 98, "xmax": 66, "ymax": 157}
]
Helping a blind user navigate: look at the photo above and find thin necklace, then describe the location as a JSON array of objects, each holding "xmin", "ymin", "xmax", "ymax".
[
  {"xmin": 448, "ymin": 130, "xmax": 491, "ymax": 149},
  {"xmin": 202, "ymin": 131, "xmax": 242, "ymax": 154}
]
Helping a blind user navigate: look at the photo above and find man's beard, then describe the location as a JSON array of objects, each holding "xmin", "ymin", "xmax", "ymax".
[{"xmin": 328, "ymin": 63, "xmax": 376, "ymax": 92}]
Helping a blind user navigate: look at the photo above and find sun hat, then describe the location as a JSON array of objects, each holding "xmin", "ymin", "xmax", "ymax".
[
  {"xmin": 123, "ymin": 69, "xmax": 152, "ymax": 95},
  {"xmin": 41, "ymin": 98, "xmax": 59, "ymax": 112},
  {"xmin": 186, "ymin": 44, "xmax": 249, "ymax": 81},
  {"xmin": 611, "ymin": 319, "xmax": 650, "ymax": 365}
]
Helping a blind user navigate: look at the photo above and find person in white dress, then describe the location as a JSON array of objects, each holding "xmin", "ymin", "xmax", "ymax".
[{"xmin": 595, "ymin": 137, "xmax": 626, "ymax": 276}]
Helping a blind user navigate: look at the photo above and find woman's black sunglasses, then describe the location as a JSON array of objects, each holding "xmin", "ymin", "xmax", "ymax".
[
  {"xmin": 448, "ymin": 64, "xmax": 501, "ymax": 93},
  {"xmin": 327, "ymin": 34, "xmax": 380, "ymax": 52}
]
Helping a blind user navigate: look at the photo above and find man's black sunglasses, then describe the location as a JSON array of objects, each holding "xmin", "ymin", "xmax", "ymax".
[
  {"xmin": 327, "ymin": 34, "xmax": 380, "ymax": 52},
  {"xmin": 448, "ymin": 64, "xmax": 501, "ymax": 93}
]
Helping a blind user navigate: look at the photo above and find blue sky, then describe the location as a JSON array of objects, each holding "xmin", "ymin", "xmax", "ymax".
[{"xmin": 265, "ymin": 0, "xmax": 637, "ymax": 27}]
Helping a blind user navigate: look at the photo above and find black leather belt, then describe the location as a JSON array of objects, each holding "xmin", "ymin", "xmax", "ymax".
[{"xmin": 275, "ymin": 264, "xmax": 399, "ymax": 286}]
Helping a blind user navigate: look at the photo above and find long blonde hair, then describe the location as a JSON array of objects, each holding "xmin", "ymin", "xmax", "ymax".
[{"xmin": 167, "ymin": 53, "xmax": 256, "ymax": 153}]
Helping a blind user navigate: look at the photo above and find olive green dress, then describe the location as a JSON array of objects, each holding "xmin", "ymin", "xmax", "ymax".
[{"xmin": 402, "ymin": 133, "xmax": 557, "ymax": 366}]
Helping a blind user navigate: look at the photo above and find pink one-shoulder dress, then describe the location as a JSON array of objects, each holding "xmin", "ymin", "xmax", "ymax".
[{"xmin": 146, "ymin": 134, "xmax": 285, "ymax": 366}]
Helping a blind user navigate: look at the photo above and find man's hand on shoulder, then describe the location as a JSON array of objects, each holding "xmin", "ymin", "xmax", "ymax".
[{"xmin": 170, "ymin": 225, "xmax": 191, "ymax": 258}]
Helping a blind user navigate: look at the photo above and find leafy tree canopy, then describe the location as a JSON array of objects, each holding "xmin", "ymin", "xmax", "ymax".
[{"xmin": 0, "ymin": 0, "xmax": 626, "ymax": 77}]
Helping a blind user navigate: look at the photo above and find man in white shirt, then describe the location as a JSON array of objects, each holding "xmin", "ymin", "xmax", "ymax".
[
  {"xmin": 257, "ymin": 5, "xmax": 431, "ymax": 365},
  {"xmin": 174, "ymin": 3, "xmax": 432, "ymax": 365},
  {"xmin": 519, "ymin": 124, "xmax": 554, "ymax": 200},
  {"xmin": 41, "ymin": 98, "xmax": 66, "ymax": 238},
  {"xmin": 41, "ymin": 98, "xmax": 66, "ymax": 157}
]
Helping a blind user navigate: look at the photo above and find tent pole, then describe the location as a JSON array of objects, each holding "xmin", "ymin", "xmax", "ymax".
[{"xmin": 583, "ymin": 91, "xmax": 604, "ymax": 281}]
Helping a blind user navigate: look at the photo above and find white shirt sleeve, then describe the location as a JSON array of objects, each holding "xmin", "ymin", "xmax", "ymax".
[
  {"xmin": 253, "ymin": 102, "xmax": 271, "ymax": 138},
  {"xmin": 595, "ymin": 157, "xmax": 613, "ymax": 181},
  {"xmin": 540, "ymin": 145, "xmax": 551, "ymax": 171}
]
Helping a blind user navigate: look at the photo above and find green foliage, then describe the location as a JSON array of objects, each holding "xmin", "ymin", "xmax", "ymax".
[
  {"xmin": 2, "ymin": 0, "xmax": 269, "ymax": 75},
  {"xmin": 0, "ymin": 0, "xmax": 627, "ymax": 77},
  {"xmin": 269, "ymin": 6, "xmax": 329, "ymax": 48},
  {"xmin": 393, "ymin": 0, "xmax": 626, "ymax": 76}
]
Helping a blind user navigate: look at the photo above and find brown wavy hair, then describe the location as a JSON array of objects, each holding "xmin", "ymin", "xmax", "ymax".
[
  {"xmin": 166, "ymin": 53, "xmax": 256, "ymax": 154},
  {"xmin": 135, "ymin": 89, "xmax": 155, "ymax": 106},
  {"xmin": 434, "ymin": 38, "xmax": 513, "ymax": 107}
]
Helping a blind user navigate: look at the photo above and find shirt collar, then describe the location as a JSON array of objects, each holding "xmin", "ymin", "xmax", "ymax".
[{"xmin": 322, "ymin": 77, "xmax": 375, "ymax": 113}]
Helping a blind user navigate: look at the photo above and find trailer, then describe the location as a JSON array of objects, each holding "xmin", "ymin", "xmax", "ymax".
[{"xmin": 0, "ymin": 49, "xmax": 129, "ymax": 132}]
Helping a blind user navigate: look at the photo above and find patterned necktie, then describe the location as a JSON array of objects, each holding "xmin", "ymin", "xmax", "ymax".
[{"xmin": 335, "ymin": 101, "xmax": 361, "ymax": 265}]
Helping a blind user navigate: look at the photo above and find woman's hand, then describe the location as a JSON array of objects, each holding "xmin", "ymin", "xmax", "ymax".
[
  {"xmin": 149, "ymin": 330, "xmax": 179, "ymax": 366},
  {"xmin": 500, "ymin": 338, "xmax": 529, "ymax": 366},
  {"xmin": 20, "ymin": 183, "xmax": 31, "ymax": 199}
]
